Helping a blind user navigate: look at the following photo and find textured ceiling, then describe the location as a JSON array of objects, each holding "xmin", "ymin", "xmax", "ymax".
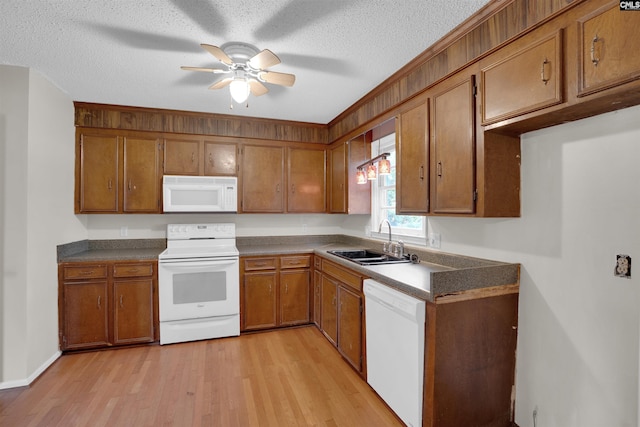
[{"xmin": 0, "ymin": 0, "xmax": 490, "ymax": 124}]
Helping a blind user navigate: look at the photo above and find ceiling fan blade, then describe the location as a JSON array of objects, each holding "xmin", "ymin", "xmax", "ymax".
[
  {"xmin": 248, "ymin": 80, "xmax": 269, "ymax": 96},
  {"xmin": 259, "ymin": 71, "xmax": 296, "ymax": 87},
  {"xmin": 181, "ymin": 66, "xmax": 227, "ymax": 73},
  {"xmin": 208, "ymin": 78, "xmax": 233, "ymax": 90},
  {"xmin": 201, "ymin": 44, "xmax": 233, "ymax": 65},
  {"xmin": 249, "ymin": 49, "xmax": 281, "ymax": 69}
]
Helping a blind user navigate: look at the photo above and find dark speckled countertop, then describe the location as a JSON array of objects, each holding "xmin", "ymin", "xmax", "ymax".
[{"xmin": 58, "ymin": 235, "xmax": 519, "ymax": 302}]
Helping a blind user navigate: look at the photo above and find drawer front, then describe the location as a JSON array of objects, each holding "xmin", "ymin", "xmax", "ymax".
[
  {"xmin": 113, "ymin": 262, "xmax": 154, "ymax": 278},
  {"xmin": 280, "ymin": 255, "xmax": 311, "ymax": 269},
  {"xmin": 244, "ymin": 257, "xmax": 278, "ymax": 271},
  {"xmin": 63, "ymin": 264, "xmax": 108, "ymax": 280},
  {"xmin": 321, "ymin": 259, "xmax": 363, "ymax": 292}
]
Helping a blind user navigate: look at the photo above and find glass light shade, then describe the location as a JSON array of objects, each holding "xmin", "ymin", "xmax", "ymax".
[
  {"xmin": 229, "ymin": 79, "xmax": 250, "ymax": 104},
  {"xmin": 356, "ymin": 169, "xmax": 367, "ymax": 184},
  {"xmin": 378, "ymin": 158, "xmax": 391, "ymax": 175},
  {"xmin": 366, "ymin": 164, "xmax": 377, "ymax": 180}
]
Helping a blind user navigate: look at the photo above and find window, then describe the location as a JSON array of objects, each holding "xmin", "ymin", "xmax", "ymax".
[{"xmin": 370, "ymin": 133, "xmax": 426, "ymax": 244}]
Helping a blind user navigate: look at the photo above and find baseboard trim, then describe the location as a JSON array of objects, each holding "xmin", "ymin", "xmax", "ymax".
[{"xmin": 0, "ymin": 350, "xmax": 61, "ymax": 390}]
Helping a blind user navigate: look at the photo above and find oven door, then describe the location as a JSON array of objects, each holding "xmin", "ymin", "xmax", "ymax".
[{"xmin": 158, "ymin": 256, "xmax": 239, "ymax": 322}]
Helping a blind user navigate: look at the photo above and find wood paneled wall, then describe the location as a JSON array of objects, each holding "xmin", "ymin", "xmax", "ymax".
[
  {"xmin": 74, "ymin": 102, "xmax": 329, "ymax": 144},
  {"xmin": 327, "ymin": 0, "xmax": 582, "ymax": 142}
]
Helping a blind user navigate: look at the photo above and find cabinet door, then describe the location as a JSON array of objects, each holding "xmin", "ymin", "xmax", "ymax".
[
  {"xmin": 346, "ymin": 134, "xmax": 371, "ymax": 214},
  {"xmin": 288, "ymin": 147, "xmax": 326, "ymax": 213},
  {"xmin": 431, "ymin": 75, "xmax": 476, "ymax": 214},
  {"xmin": 481, "ymin": 30, "xmax": 563, "ymax": 125},
  {"xmin": 338, "ymin": 286, "xmax": 362, "ymax": 372},
  {"xmin": 396, "ymin": 100, "xmax": 429, "ymax": 214},
  {"xmin": 164, "ymin": 138, "xmax": 200, "ymax": 175},
  {"xmin": 204, "ymin": 141, "xmax": 237, "ymax": 176},
  {"xmin": 280, "ymin": 270, "xmax": 310, "ymax": 326},
  {"xmin": 578, "ymin": 3, "xmax": 640, "ymax": 97},
  {"xmin": 241, "ymin": 145, "xmax": 285, "ymax": 213},
  {"xmin": 320, "ymin": 275, "xmax": 338, "ymax": 346},
  {"xmin": 313, "ymin": 270, "xmax": 322, "ymax": 327},
  {"xmin": 113, "ymin": 278, "xmax": 154, "ymax": 345},
  {"xmin": 329, "ymin": 142, "xmax": 347, "ymax": 213},
  {"xmin": 123, "ymin": 137, "xmax": 161, "ymax": 213},
  {"xmin": 62, "ymin": 281, "xmax": 109, "ymax": 350},
  {"xmin": 78, "ymin": 134, "xmax": 119, "ymax": 213},
  {"xmin": 243, "ymin": 272, "xmax": 277, "ymax": 330}
]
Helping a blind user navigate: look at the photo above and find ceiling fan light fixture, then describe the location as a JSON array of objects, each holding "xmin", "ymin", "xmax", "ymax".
[{"xmin": 229, "ymin": 78, "xmax": 250, "ymax": 104}]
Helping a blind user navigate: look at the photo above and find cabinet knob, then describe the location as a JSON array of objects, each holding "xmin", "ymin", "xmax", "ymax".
[
  {"xmin": 97, "ymin": 295, "xmax": 101, "ymax": 309},
  {"xmin": 437, "ymin": 161, "xmax": 443, "ymax": 178},
  {"xmin": 209, "ymin": 152, "xmax": 214, "ymax": 166}
]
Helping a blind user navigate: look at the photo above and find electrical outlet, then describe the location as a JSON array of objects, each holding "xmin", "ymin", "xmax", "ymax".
[
  {"xmin": 614, "ymin": 254, "xmax": 631, "ymax": 278},
  {"xmin": 428, "ymin": 233, "xmax": 441, "ymax": 249}
]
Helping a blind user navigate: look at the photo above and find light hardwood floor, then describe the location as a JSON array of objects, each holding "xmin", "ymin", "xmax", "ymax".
[{"xmin": 0, "ymin": 326, "xmax": 403, "ymax": 427}]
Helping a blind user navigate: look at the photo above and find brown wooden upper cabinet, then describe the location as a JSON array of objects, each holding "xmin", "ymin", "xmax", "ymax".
[
  {"xmin": 431, "ymin": 74, "xmax": 476, "ymax": 215},
  {"xmin": 287, "ymin": 147, "xmax": 326, "ymax": 213},
  {"xmin": 481, "ymin": 29, "xmax": 563, "ymax": 126},
  {"xmin": 328, "ymin": 134, "xmax": 371, "ymax": 214},
  {"xmin": 577, "ymin": 2, "xmax": 640, "ymax": 98},
  {"xmin": 240, "ymin": 143, "xmax": 327, "ymax": 214},
  {"xmin": 163, "ymin": 136, "xmax": 237, "ymax": 176},
  {"xmin": 396, "ymin": 98, "xmax": 429, "ymax": 215},
  {"xmin": 240, "ymin": 144, "xmax": 286, "ymax": 213},
  {"xmin": 76, "ymin": 129, "xmax": 162, "ymax": 214}
]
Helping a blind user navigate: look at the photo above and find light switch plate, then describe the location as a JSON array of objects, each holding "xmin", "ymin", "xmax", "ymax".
[{"xmin": 428, "ymin": 233, "xmax": 441, "ymax": 249}]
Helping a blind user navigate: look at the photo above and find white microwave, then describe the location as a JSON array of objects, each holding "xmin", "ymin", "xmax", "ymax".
[{"xmin": 163, "ymin": 175, "xmax": 237, "ymax": 213}]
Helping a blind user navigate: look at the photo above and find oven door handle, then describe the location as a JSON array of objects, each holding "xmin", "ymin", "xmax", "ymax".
[{"xmin": 159, "ymin": 258, "xmax": 238, "ymax": 268}]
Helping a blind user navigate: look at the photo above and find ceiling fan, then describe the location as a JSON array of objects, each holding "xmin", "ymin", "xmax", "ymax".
[{"xmin": 181, "ymin": 42, "xmax": 296, "ymax": 106}]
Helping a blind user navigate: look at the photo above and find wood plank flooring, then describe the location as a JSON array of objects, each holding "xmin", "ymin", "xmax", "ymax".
[{"xmin": 0, "ymin": 326, "xmax": 403, "ymax": 427}]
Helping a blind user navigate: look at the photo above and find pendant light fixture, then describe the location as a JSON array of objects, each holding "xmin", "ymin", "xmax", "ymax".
[{"xmin": 356, "ymin": 152, "xmax": 391, "ymax": 184}]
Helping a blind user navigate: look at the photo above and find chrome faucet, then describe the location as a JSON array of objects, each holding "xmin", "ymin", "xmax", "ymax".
[{"xmin": 378, "ymin": 219, "xmax": 392, "ymax": 252}]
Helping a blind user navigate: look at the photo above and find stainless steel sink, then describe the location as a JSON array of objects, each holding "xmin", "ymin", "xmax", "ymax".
[{"xmin": 327, "ymin": 249, "xmax": 410, "ymax": 265}]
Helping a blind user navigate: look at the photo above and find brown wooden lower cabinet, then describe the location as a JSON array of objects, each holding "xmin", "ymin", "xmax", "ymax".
[
  {"xmin": 316, "ymin": 256, "xmax": 365, "ymax": 375},
  {"xmin": 58, "ymin": 261, "xmax": 157, "ymax": 351},
  {"xmin": 424, "ymin": 289, "xmax": 519, "ymax": 427},
  {"xmin": 241, "ymin": 254, "xmax": 311, "ymax": 331}
]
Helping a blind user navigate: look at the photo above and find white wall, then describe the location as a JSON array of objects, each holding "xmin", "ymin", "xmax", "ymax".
[
  {"xmin": 428, "ymin": 105, "xmax": 640, "ymax": 427},
  {"xmin": 0, "ymin": 65, "xmax": 87, "ymax": 387}
]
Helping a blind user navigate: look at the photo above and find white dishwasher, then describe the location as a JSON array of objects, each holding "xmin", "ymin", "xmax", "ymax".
[{"xmin": 364, "ymin": 279, "xmax": 426, "ymax": 427}]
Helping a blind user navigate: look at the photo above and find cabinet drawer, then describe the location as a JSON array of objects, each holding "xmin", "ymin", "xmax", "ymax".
[
  {"xmin": 281, "ymin": 255, "xmax": 311, "ymax": 269},
  {"xmin": 113, "ymin": 263, "xmax": 154, "ymax": 278},
  {"xmin": 244, "ymin": 257, "xmax": 278, "ymax": 271},
  {"xmin": 321, "ymin": 259, "xmax": 363, "ymax": 292},
  {"xmin": 63, "ymin": 264, "xmax": 108, "ymax": 280}
]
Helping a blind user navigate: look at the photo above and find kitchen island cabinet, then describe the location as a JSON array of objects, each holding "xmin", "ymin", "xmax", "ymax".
[{"xmin": 58, "ymin": 260, "xmax": 157, "ymax": 351}]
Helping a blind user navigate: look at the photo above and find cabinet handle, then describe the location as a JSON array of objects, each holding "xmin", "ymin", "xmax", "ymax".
[
  {"xmin": 419, "ymin": 165, "xmax": 424, "ymax": 180},
  {"xmin": 541, "ymin": 58, "xmax": 550, "ymax": 85},
  {"xmin": 128, "ymin": 180, "xmax": 132, "ymax": 191},
  {"xmin": 97, "ymin": 295, "xmax": 101, "ymax": 309},
  {"xmin": 332, "ymin": 296, "xmax": 336, "ymax": 306},
  {"xmin": 291, "ymin": 184, "xmax": 296, "ymax": 194},
  {"xmin": 192, "ymin": 152, "xmax": 195, "ymax": 163},
  {"xmin": 119, "ymin": 295, "xmax": 124, "ymax": 309},
  {"xmin": 276, "ymin": 184, "xmax": 280, "ymax": 193},
  {"xmin": 437, "ymin": 161, "xmax": 443, "ymax": 178},
  {"xmin": 208, "ymin": 152, "xmax": 213, "ymax": 166},
  {"xmin": 127, "ymin": 268, "xmax": 140, "ymax": 274},
  {"xmin": 254, "ymin": 262, "xmax": 267, "ymax": 267},
  {"xmin": 80, "ymin": 270, "xmax": 94, "ymax": 276},
  {"xmin": 107, "ymin": 179, "xmax": 112, "ymax": 191},
  {"xmin": 590, "ymin": 35, "xmax": 600, "ymax": 66},
  {"xmin": 285, "ymin": 283, "xmax": 289, "ymax": 293},
  {"xmin": 269, "ymin": 284, "xmax": 272, "ymax": 295}
]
